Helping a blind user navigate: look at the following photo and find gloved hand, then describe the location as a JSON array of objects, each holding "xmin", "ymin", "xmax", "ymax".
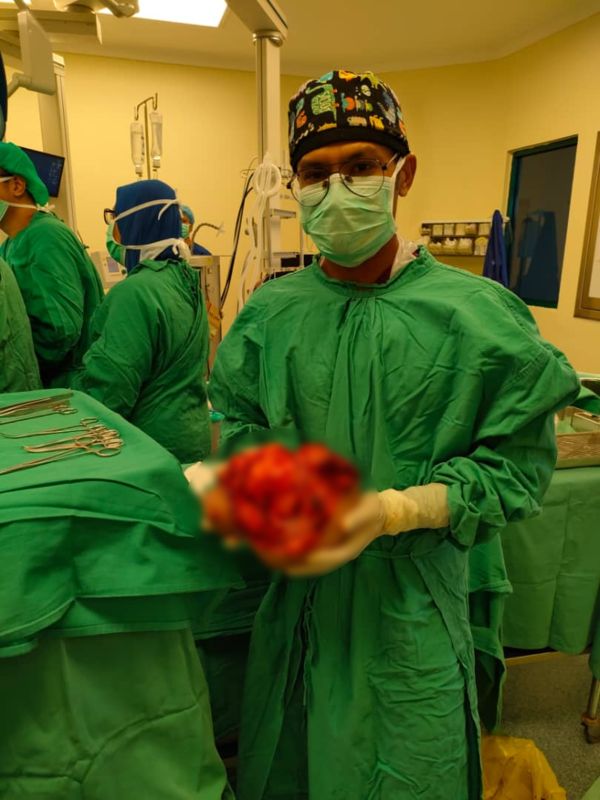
[
  {"xmin": 184, "ymin": 462, "xmax": 234, "ymax": 537},
  {"xmin": 185, "ymin": 461, "xmax": 221, "ymax": 494},
  {"xmin": 285, "ymin": 484, "xmax": 449, "ymax": 578}
]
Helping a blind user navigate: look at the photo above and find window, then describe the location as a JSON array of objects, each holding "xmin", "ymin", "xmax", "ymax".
[
  {"xmin": 507, "ymin": 137, "xmax": 577, "ymax": 308},
  {"xmin": 575, "ymin": 132, "xmax": 600, "ymax": 321}
]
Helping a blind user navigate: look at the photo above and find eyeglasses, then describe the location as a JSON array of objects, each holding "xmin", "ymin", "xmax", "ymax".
[
  {"xmin": 289, "ymin": 154, "xmax": 401, "ymax": 208},
  {"xmin": 103, "ymin": 208, "xmax": 115, "ymax": 225}
]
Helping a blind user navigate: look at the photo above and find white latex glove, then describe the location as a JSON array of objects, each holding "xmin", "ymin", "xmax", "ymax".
[
  {"xmin": 185, "ymin": 461, "xmax": 230, "ymax": 535},
  {"xmin": 184, "ymin": 461, "xmax": 218, "ymax": 496},
  {"xmin": 285, "ymin": 484, "xmax": 449, "ymax": 578}
]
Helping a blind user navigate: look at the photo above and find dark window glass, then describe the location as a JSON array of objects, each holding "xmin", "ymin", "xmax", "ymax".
[{"xmin": 507, "ymin": 138, "xmax": 577, "ymax": 308}]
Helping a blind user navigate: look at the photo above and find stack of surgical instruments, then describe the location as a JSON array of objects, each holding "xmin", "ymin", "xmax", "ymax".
[{"xmin": 0, "ymin": 394, "xmax": 124, "ymax": 476}]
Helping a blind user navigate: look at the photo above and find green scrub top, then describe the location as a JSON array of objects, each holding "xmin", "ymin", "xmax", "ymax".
[
  {"xmin": 209, "ymin": 249, "xmax": 580, "ymax": 800},
  {"xmin": 74, "ymin": 259, "xmax": 211, "ymax": 464},
  {"xmin": 0, "ymin": 258, "xmax": 41, "ymax": 392},
  {"xmin": 0, "ymin": 212, "xmax": 104, "ymax": 387}
]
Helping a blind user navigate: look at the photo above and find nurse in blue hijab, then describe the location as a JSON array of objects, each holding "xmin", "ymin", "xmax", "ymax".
[
  {"xmin": 75, "ymin": 179, "xmax": 212, "ymax": 462},
  {"xmin": 181, "ymin": 202, "xmax": 211, "ymax": 256}
]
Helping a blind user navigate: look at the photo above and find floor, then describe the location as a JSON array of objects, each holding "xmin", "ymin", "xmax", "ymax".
[{"xmin": 501, "ymin": 655, "xmax": 600, "ymax": 799}]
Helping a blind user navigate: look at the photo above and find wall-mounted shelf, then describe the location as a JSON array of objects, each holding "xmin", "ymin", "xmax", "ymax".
[{"xmin": 420, "ymin": 217, "xmax": 506, "ymax": 258}]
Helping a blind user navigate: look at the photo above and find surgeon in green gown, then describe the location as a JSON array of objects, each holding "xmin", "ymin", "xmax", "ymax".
[
  {"xmin": 208, "ymin": 71, "xmax": 580, "ymax": 799},
  {"xmin": 74, "ymin": 180, "xmax": 211, "ymax": 463},
  {"xmin": 0, "ymin": 257, "xmax": 41, "ymax": 392},
  {"xmin": 0, "ymin": 143, "xmax": 103, "ymax": 388}
]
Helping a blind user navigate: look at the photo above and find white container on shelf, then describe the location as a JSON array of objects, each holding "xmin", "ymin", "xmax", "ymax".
[
  {"xmin": 457, "ymin": 238, "xmax": 474, "ymax": 255},
  {"xmin": 442, "ymin": 237, "xmax": 458, "ymax": 255}
]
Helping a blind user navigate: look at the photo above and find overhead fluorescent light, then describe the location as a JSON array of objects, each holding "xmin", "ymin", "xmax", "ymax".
[{"xmin": 102, "ymin": 0, "xmax": 226, "ymax": 27}]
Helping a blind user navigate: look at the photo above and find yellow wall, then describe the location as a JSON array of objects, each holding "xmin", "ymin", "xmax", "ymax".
[
  {"xmin": 4, "ymin": 15, "xmax": 600, "ymax": 367},
  {"xmin": 382, "ymin": 14, "xmax": 600, "ymax": 371},
  {"xmin": 381, "ymin": 59, "xmax": 506, "ymax": 248},
  {"xmin": 500, "ymin": 17, "xmax": 600, "ymax": 371},
  {"xmin": 59, "ymin": 54, "xmax": 306, "ymax": 323}
]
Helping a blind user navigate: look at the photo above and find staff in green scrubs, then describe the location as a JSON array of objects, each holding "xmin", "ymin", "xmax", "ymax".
[
  {"xmin": 208, "ymin": 70, "xmax": 580, "ymax": 799},
  {"xmin": 0, "ymin": 258, "xmax": 40, "ymax": 392},
  {"xmin": 0, "ymin": 143, "xmax": 103, "ymax": 388},
  {"xmin": 74, "ymin": 180, "xmax": 211, "ymax": 463}
]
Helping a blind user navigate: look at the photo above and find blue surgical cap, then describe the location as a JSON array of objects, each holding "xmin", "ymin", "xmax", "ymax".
[
  {"xmin": 181, "ymin": 204, "xmax": 195, "ymax": 227},
  {"xmin": 114, "ymin": 179, "xmax": 181, "ymax": 273}
]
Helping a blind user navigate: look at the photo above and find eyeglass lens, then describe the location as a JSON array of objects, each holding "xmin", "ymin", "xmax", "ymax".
[{"xmin": 291, "ymin": 158, "xmax": 392, "ymax": 206}]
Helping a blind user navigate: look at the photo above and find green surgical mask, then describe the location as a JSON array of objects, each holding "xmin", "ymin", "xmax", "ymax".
[
  {"xmin": 299, "ymin": 165, "xmax": 403, "ymax": 268},
  {"xmin": 106, "ymin": 221, "xmax": 125, "ymax": 266},
  {"xmin": 181, "ymin": 223, "xmax": 190, "ymax": 239}
]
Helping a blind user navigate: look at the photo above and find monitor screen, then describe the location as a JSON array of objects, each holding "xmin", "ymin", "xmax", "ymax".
[
  {"xmin": 106, "ymin": 257, "xmax": 121, "ymax": 275},
  {"xmin": 19, "ymin": 147, "xmax": 65, "ymax": 198}
]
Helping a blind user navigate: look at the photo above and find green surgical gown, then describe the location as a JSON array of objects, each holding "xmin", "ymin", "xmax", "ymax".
[
  {"xmin": 209, "ymin": 249, "xmax": 580, "ymax": 800},
  {"xmin": 0, "ymin": 630, "xmax": 233, "ymax": 799},
  {"xmin": 0, "ymin": 388, "xmax": 240, "ymax": 798},
  {"xmin": 0, "ymin": 212, "xmax": 104, "ymax": 387},
  {"xmin": 74, "ymin": 259, "xmax": 211, "ymax": 463},
  {"xmin": 0, "ymin": 258, "xmax": 41, "ymax": 392}
]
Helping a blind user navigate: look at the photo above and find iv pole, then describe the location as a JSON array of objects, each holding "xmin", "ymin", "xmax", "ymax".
[{"xmin": 132, "ymin": 93, "xmax": 158, "ymax": 179}]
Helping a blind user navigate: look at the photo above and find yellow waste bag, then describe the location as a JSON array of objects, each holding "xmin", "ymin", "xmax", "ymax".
[{"xmin": 482, "ymin": 735, "xmax": 566, "ymax": 800}]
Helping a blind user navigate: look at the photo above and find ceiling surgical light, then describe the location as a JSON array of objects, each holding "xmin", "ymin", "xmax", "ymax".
[{"xmin": 99, "ymin": 0, "xmax": 227, "ymax": 26}]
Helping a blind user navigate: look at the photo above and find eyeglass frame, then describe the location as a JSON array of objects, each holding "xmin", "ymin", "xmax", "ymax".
[{"xmin": 287, "ymin": 152, "xmax": 402, "ymax": 207}]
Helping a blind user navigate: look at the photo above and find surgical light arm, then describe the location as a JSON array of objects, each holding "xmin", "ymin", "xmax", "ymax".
[
  {"xmin": 7, "ymin": 8, "xmax": 55, "ymax": 98},
  {"xmin": 226, "ymin": 0, "xmax": 287, "ymax": 41},
  {"xmin": 53, "ymin": 0, "xmax": 139, "ymax": 17},
  {"xmin": 98, "ymin": 0, "xmax": 138, "ymax": 17}
]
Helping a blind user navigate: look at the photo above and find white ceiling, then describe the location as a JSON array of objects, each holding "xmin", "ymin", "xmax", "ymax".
[{"xmin": 19, "ymin": 0, "xmax": 600, "ymax": 75}]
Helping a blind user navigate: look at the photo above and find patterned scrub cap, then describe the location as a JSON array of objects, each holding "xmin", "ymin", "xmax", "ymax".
[{"xmin": 288, "ymin": 70, "xmax": 409, "ymax": 170}]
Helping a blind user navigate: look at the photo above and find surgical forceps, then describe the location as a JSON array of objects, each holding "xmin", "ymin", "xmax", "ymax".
[
  {"xmin": 0, "ymin": 403, "xmax": 78, "ymax": 426},
  {"xmin": 24, "ymin": 429, "xmax": 120, "ymax": 453},
  {"xmin": 0, "ymin": 418, "xmax": 101, "ymax": 439},
  {"xmin": 0, "ymin": 392, "xmax": 73, "ymax": 417},
  {"xmin": 0, "ymin": 438, "xmax": 124, "ymax": 476}
]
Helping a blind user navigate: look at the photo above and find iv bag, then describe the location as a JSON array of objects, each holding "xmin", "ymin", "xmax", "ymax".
[
  {"xmin": 130, "ymin": 120, "xmax": 144, "ymax": 177},
  {"xmin": 149, "ymin": 110, "xmax": 163, "ymax": 171}
]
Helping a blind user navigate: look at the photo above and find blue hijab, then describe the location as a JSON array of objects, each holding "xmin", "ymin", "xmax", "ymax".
[{"xmin": 114, "ymin": 179, "xmax": 182, "ymax": 273}]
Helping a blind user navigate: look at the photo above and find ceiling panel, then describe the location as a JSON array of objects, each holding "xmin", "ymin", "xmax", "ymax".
[{"xmin": 14, "ymin": 0, "xmax": 600, "ymax": 74}]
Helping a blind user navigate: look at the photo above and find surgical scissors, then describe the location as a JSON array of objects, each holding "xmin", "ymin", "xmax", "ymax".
[
  {"xmin": 24, "ymin": 430, "xmax": 120, "ymax": 453},
  {"xmin": 0, "ymin": 403, "xmax": 78, "ymax": 426},
  {"xmin": 0, "ymin": 438, "xmax": 124, "ymax": 476},
  {"xmin": 0, "ymin": 417, "xmax": 101, "ymax": 439}
]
